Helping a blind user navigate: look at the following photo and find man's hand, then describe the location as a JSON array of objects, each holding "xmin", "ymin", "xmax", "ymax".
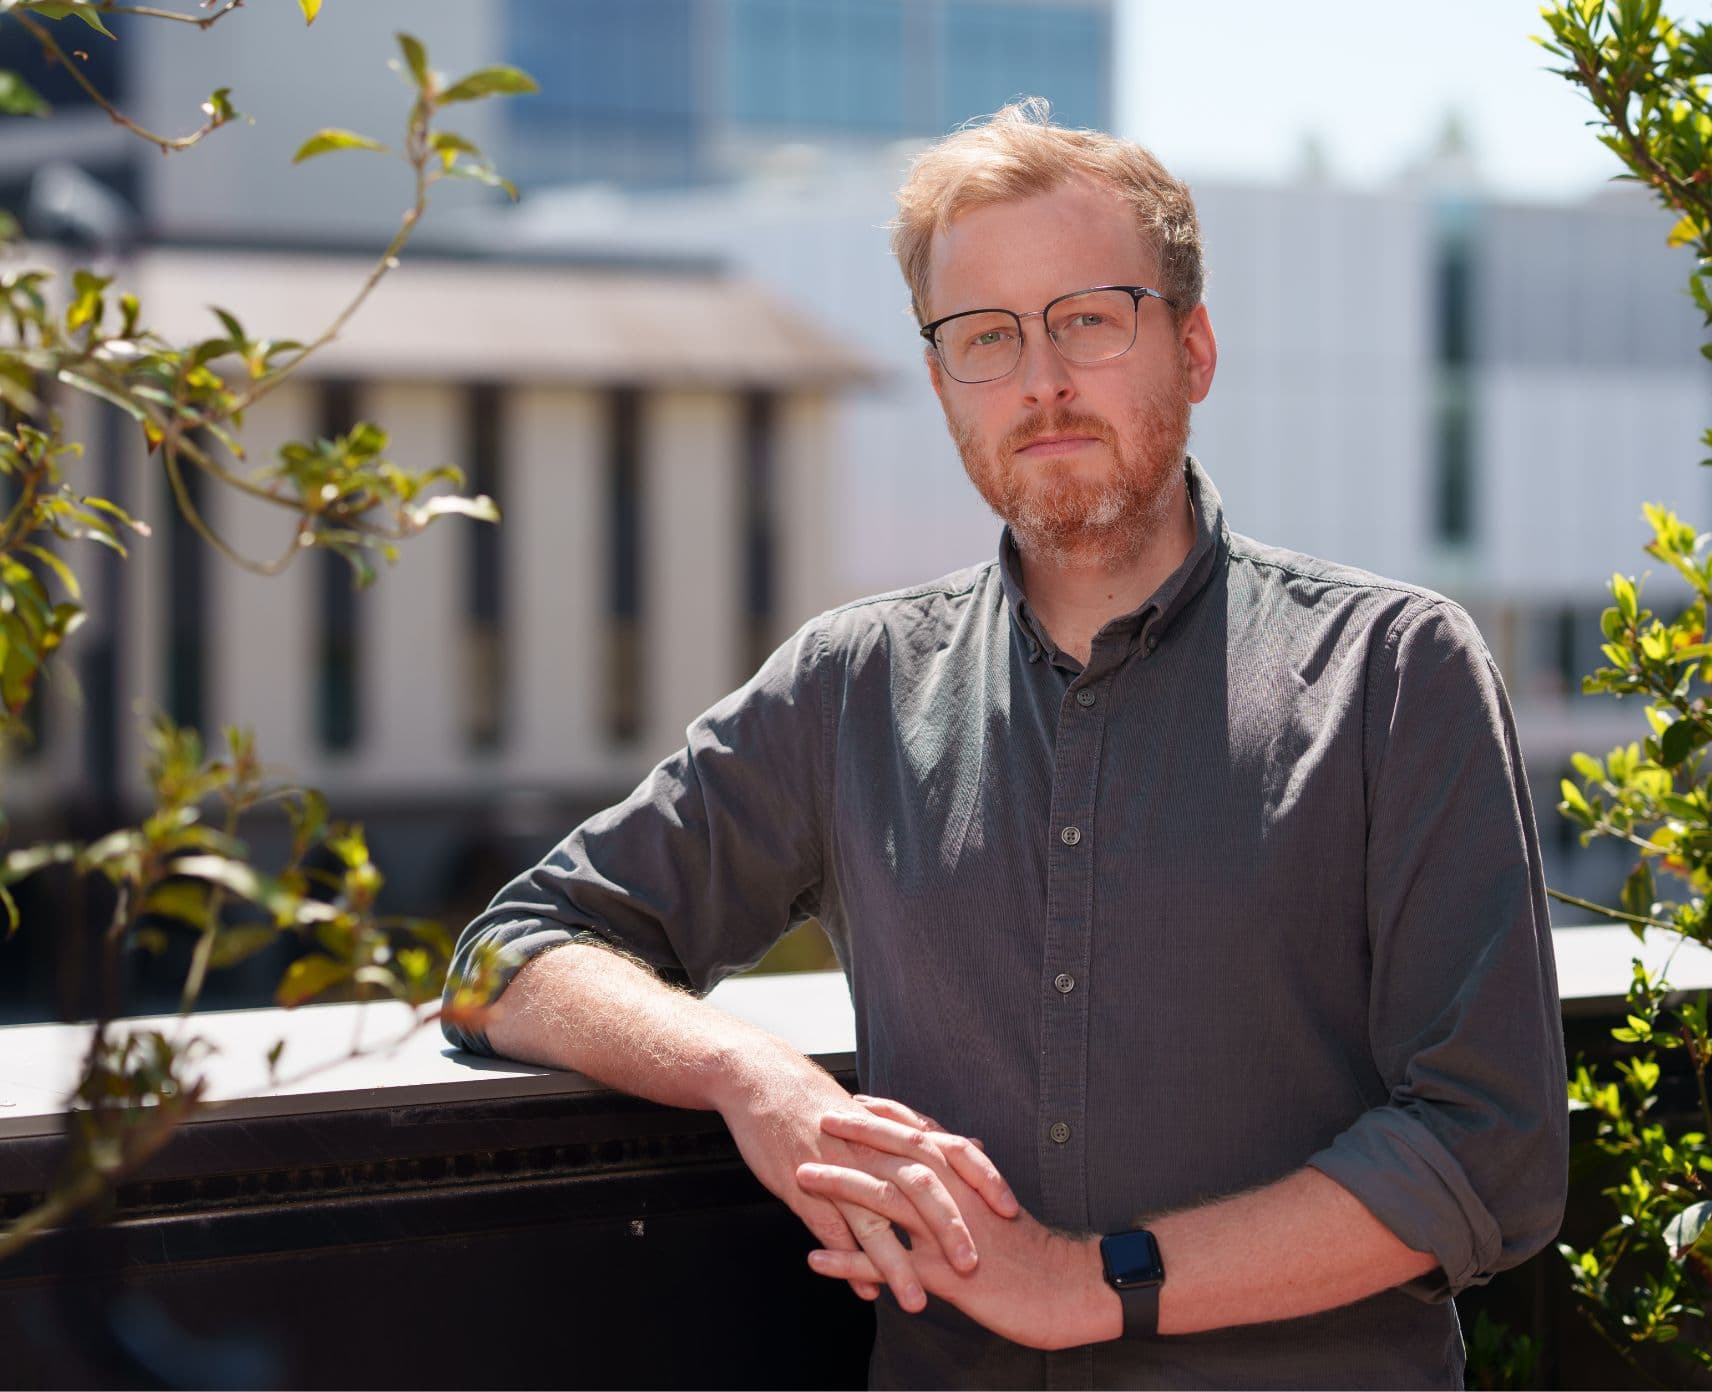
[
  {"xmin": 711, "ymin": 1036, "xmax": 1018, "ymax": 1312},
  {"xmin": 796, "ymin": 1110, "xmax": 1121, "ymax": 1350}
]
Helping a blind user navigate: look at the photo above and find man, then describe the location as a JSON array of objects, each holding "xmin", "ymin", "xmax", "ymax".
[{"xmin": 443, "ymin": 101, "xmax": 1567, "ymax": 1388}]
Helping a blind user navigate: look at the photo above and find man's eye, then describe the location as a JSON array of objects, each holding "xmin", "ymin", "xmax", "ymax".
[
  {"xmin": 969, "ymin": 328, "xmax": 1012, "ymax": 348},
  {"xmin": 1068, "ymin": 312, "xmax": 1108, "ymax": 329}
]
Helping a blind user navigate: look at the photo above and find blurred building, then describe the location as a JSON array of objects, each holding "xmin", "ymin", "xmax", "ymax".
[
  {"xmin": 0, "ymin": 0, "xmax": 1704, "ymax": 951},
  {"xmin": 503, "ymin": 0, "xmax": 1110, "ymax": 190}
]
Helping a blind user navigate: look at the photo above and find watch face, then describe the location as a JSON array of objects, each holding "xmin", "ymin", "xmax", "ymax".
[{"xmin": 1102, "ymin": 1229, "xmax": 1166, "ymax": 1289}]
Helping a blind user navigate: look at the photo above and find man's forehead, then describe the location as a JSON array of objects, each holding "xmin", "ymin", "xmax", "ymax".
[{"xmin": 924, "ymin": 178, "xmax": 1152, "ymax": 317}]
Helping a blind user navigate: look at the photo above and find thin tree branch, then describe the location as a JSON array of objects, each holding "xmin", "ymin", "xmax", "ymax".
[
  {"xmin": 1547, "ymin": 886, "xmax": 1682, "ymax": 932},
  {"xmin": 88, "ymin": 0, "xmax": 243, "ymax": 26},
  {"xmin": 14, "ymin": 10, "xmax": 232, "ymax": 155}
]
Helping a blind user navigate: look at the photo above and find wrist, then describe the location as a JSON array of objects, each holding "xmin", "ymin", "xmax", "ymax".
[
  {"xmin": 1062, "ymin": 1233, "xmax": 1124, "ymax": 1347},
  {"xmin": 702, "ymin": 1023, "xmax": 809, "ymax": 1117}
]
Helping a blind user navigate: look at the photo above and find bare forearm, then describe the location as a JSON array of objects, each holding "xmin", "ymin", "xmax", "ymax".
[
  {"xmin": 1080, "ymin": 1168, "xmax": 1439, "ymax": 1340},
  {"xmin": 484, "ymin": 942, "xmax": 773, "ymax": 1113}
]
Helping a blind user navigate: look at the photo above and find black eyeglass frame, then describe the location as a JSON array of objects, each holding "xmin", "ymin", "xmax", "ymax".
[{"xmin": 918, "ymin": 284, "xmax": 1177, "ymax": 384}]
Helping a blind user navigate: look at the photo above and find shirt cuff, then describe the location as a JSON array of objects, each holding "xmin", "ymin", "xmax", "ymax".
[
  {"xmin": 439, "ymin": 926, "xmax": 592, "ymax": 1055},
  {"xmin": 1305, "ymin": 1107, "xmax": 1504, "ymax": 1301}
]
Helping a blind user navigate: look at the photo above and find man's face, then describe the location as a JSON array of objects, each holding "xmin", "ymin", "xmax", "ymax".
[{"xmin": 923, "ymin": 178, "xmax": 1216, "ymax": 568}]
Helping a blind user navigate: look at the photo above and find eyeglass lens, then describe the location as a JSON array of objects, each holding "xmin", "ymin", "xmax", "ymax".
[{"xmin": 937, "ymin": 288, "xmax": 1139, "ymax": 383}]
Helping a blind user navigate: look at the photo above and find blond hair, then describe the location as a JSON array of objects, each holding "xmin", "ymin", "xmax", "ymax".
[{"xmin": 891, "ymin": 97, "xmax": 1204, "ymax": 326}]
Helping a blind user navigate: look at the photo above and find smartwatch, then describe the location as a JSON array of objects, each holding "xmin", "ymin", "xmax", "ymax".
[{"xmin": 1099, "ymin": 1228, "xmax": 1166, "ymax": 1337}]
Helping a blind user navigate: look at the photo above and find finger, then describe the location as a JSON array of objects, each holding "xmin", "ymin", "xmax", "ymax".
[
  {"xmin": 798, "ymin": 1164, "xmax": 930, "ymax": 1310},
  {"xmin": 824, "ymin": 1111, "xmax": 1018, "ymax": 1220},
  {"xmin": 794, "ymin": 1179, "xmax": 879, "ymax": 1301},
  {"xmin": 879, "ymin": 1156, "xmax": 978, "ymax": 1271},
  {"xmin": 832, "ymin": 1193, "xmax": 928, "ymax": 1313},
  {"xmin": 823, "ymin": 1108, "xmax": 947, "ymax": 1161},
  {"xmin": 934, "ymin": 1133, "xmax": 1019, "ymax": 1218},
  {"xmin": 815, "ymin": 1124, "xmax": 979, "ymax": 1272},
  {"xmin": 809, "ymin": 1247, "xmax": 885, "ymax": 1284},
  {"xmin": 854, "ymin": 1094, "xmax": 941, "ymax": 1131}
]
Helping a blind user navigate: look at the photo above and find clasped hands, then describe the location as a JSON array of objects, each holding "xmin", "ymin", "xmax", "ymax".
[{"xmin": 795, "ymin": 1098, "xmax": 1115, "ymax": 1351}]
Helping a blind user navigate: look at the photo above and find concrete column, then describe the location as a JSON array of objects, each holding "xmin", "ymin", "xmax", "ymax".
[
  {"xmin": 773, "ymin": 389, "xmax": 838, "ymax": 636},
  {"xmin": 206, "ymin": 381, "xmax": 318, "ymax": 781},
  {"xmin": 356, "ymin": 381, "xmax": 464, "ymax": 794},
  {"xmin": 641, "ymin": 388, "xmax": 743, "ymax": 758},
  {"xmin": 504, "ymin": 385, "xmax": 607, "ymax": 789}
]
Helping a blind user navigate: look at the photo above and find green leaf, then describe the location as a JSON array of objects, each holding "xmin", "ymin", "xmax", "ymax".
[
  {"xmin": 438, "ymin": 65, "xmax": 539, "ymax": 104},
  {"xmin": 1667, "ymin": 1200, "xmax": 1712, "ymax": 1260},
  {"xmin": 429, "ymin": 130, "xmax": 481, "ymax": 170},
  {"xmin": 0, "ymin": 70, "xmax": 48, "ymax": 117},
  {"xmin": 25, "ymin": 3, "xmax": 115, "ymax": 39},
  {"xmin": 141, "ymin": 880, "xmax": 211, "ymax": 927},
  {"xmin": 207, "ymin": 924, "xmax": 278, "ymax": 970},
  {"xmin": 292, "ymin": 128, "xmax": 390, "ymax": 164},
  {"xmin": 276, "ymin": 953, "xmax": 349, "ymax": 1007},
  {"xmin": 0, "ymin": 840, "xmax": 77, "ymax": 884},
  {"xmin": 438, "ymin": 161, "xmax": 518, "ymax": 200},
  {"xmin": 56, "ymin": 369, "xmax": 146, "ymax": 423},
  {"xmin": 19, "ymin": 543, "xmax": 79, "ymax": 601},
  {"xmin": 1614, "ymin": 572, "xmax": 1638, "ymax": 622},
  {"xmin": 1571, "ymin": 751, "xmax": 1604, "ymax": 782},
  {"xmin": 398, "ymin": 31, "xmax": 429, "ymax": 88},
  {"xmin": 200, "ymin": 87, "xmax": 239, "ymax": 126},
  {"xmin": 172, "ymin": 853, "xmax": 263, "ymax": 900},
  {"xmin": 299, "ymin": 0, "xmax": 321, "ymax": 23},
  {"xmin": 1661, "ymin": 716, "xmax": 1699, "ymax": 768},
  {"xmin": 1622, "ymin": 861, "xmax": 1655, "ymax": 920},
  {"xmin": 405, "ymin": 493, "xmax": 500, "ymax": 527}
]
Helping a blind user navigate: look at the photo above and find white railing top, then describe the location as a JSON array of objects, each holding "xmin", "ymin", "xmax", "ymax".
[{"xmin": 1, "ymin": 926, "xmax": 1708, "ymax": 1143}]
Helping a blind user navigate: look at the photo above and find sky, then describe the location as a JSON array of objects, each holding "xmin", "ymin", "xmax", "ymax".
[{"xmin": 1116, "ymin": 0, "xmax": 1712, "ymax": 201}]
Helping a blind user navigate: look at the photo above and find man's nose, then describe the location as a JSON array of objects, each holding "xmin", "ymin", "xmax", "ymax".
[{"xmin": 1015, "ymin": 319, "xmax": 1075, "ymax": 408}]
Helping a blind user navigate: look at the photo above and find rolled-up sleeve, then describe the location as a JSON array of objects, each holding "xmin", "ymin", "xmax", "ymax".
[
  {"xmin": 1306, "ymin": 598, "xmax": 1568, "ymax": 1299},
  {"xmin": 440, "ymin": 616, "xmax": 831, "ymax": 1055}
]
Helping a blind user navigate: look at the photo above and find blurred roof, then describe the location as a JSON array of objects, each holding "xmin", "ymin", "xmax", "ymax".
[{"xmin": 132, "ymin": 248, "xmax": 880, "ymax": 389}]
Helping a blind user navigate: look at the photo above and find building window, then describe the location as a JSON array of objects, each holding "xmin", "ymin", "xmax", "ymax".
[
  {"xmin": 504, "ymin": 0, "xmax": 697, "ymax": 187},
  {"xmin": 940, "ymin": 2, "xmax": 1110, "ymax": 134},
  {"xmin": 606, "ymin": 388, "xmax": 644, "ymax": 745},
  {"xmin": 730, "ymin": 0, "xmax": 908, "ymax": 134},
  {"xmin": 741, "ymin": 390, "xmax": 778, "ymax": 677},
  {"xmin": 1432, "ymin": 212, "xmax": 1476, "ymax": 548},
  {"xmin": 465, "ymin": 383, "xmax": 505, "ymax": 751},
  {"xmin": 1432, "ymin": 376, "xmax": 1472, "ymax": 547},
  {"xmin": 315, "ymin": 380, "xmax": 360, "ymax": 753}
]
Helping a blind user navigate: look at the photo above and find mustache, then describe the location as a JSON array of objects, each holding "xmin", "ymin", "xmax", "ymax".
[{"xmin": 1001, "ymin": 409, "xmax": 1118, "ymax": 459}]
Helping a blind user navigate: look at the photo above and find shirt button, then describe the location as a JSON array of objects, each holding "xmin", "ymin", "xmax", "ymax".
[
  {"xmin": 1146, "ymin": 634, "xmax": 1159, "ymax": 652},
  {"xmin": 1075, "ymin": 689, "xmax": 1096, "ymax": 707},
  {"xmin": 1060, "ymin": 825, "xmax": 1081, "ymax": 846},
  {"xmin": 1053, "ymin": 972, "xmax": 1075, "ymax": 994},
  {"xmin": 1049, "ymin": 1121, "xmax": 1071, "ymax": 1144}
]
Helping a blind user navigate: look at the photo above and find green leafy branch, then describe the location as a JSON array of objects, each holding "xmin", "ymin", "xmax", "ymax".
[
  {"xmin": 1541, "ymin": 0, "xmax": 1712, "ymax": 1368},
  {"xmin": 2, "ymin": 1, "xmax": 249, "ymax": 151},
  {"xmin": 0, "ymin": 5, "xmax": 515, "ymax": 1268},
  {"xmin": 0, "ymin": 715, "xmax": 505, "ymax": 1266},
  {"xmin": 0, "ymin": 30, "xmax": 530, "ymax": 584}
]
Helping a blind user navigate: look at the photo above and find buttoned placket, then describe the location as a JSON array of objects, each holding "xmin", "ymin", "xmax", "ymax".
[
  {"xmin": 1035, "ymin": 644, "xmax": 1117, "ymax": 1389},
  {"xmin": 1036, "ymin": 618, "xmax": 1162, "ymax": 1391}
]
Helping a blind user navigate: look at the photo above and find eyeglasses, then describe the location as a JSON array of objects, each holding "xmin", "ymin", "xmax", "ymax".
[{"xmin": 919, "ymin": 285, "xmax": 1176, "ymax": 385}]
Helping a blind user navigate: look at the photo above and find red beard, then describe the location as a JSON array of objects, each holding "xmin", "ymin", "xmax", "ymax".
[{"xmin": 950, "ymin": 368, "xmax": 1192, "ymax": 569}]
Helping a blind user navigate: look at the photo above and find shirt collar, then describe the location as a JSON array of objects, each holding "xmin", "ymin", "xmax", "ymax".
[{"xmin": 997, "ymin": 454, "xmax": 1228, "ymax": 667}]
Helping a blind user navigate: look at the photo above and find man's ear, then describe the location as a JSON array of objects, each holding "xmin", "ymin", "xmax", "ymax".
[{"xmin": 1179, "ymin": 303, "xmax": 1217, "ymax": 405}]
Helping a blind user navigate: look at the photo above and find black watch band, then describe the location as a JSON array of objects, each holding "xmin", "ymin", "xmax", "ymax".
[{"xmin": 1099, "ymin": 1228, "xmax": 1166, "ymax": 1338}]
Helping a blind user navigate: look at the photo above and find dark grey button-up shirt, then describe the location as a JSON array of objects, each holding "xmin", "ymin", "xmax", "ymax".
[{"xmin": 445, "ymin": 458, "xmax": 1567, "ymax": 1389}]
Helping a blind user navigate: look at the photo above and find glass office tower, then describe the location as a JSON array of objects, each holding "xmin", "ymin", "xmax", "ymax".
[{"xmin": 504, "ymin": 0, "xmax": 1113, "ymax": 189}]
